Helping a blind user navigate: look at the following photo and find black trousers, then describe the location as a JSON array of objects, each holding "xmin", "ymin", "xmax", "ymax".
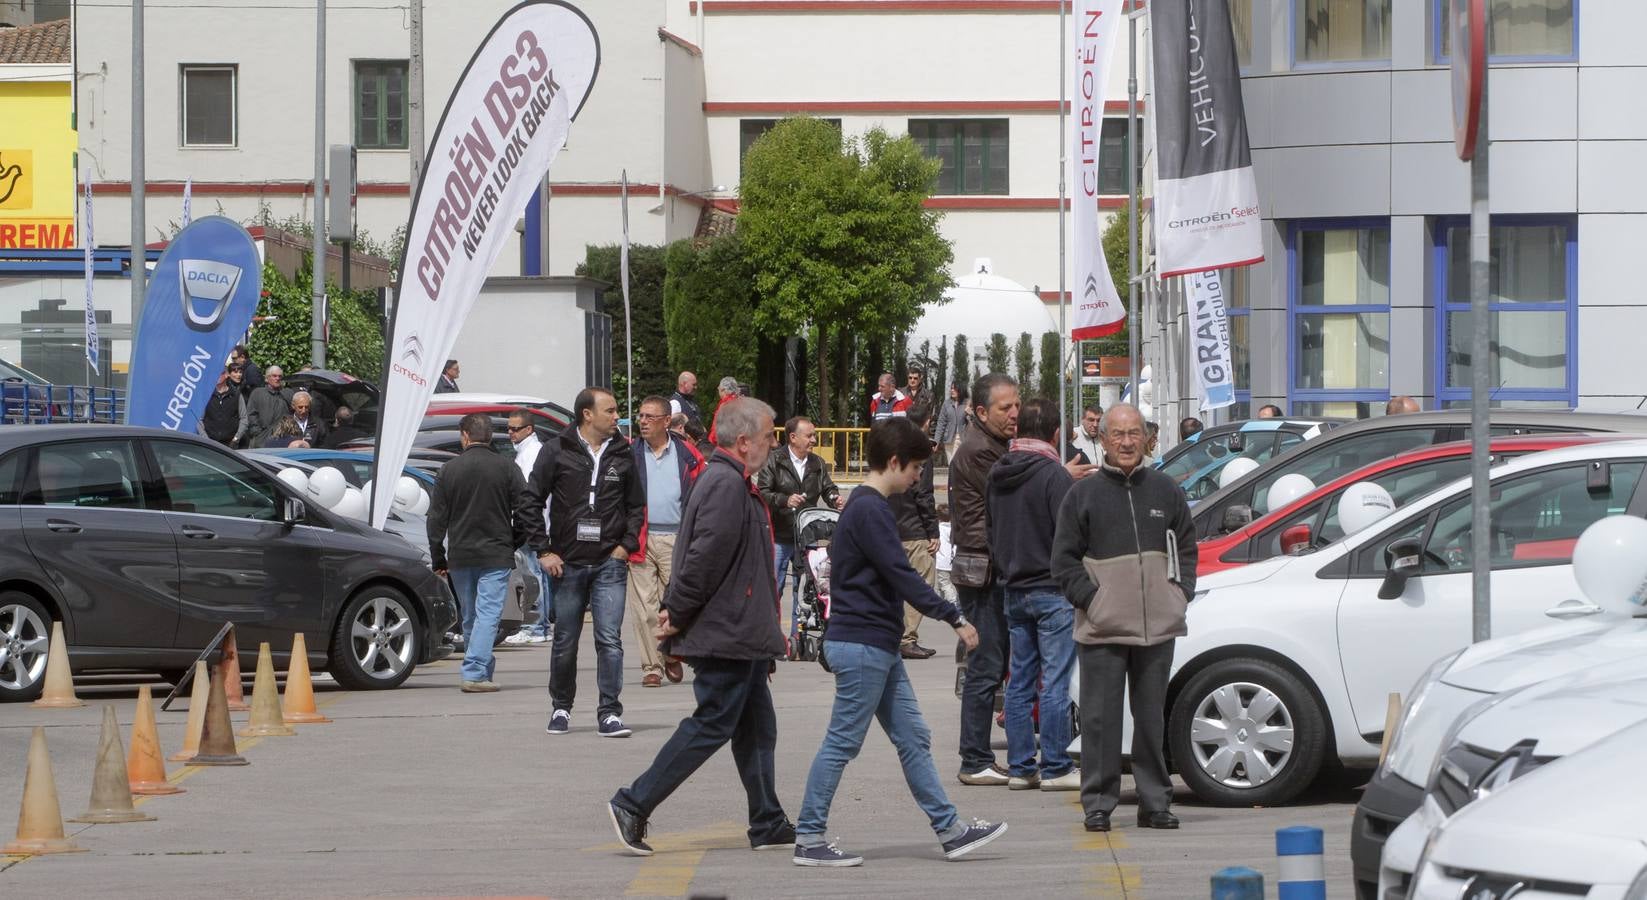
[
  {"xmin": 612, "ymin": 658, "xmax": 788, "ymax": 841},
  {"xmin": 1078, "ymin": 641, "xmax": 1175, "ymax": 816}
]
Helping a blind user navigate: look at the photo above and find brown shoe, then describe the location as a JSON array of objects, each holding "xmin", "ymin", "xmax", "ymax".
[
  {"xmin": 664, "ymin": 658, "xmax": 684, "ymax": 683},
  {"xmin": 642, "ymin": 673, "xmax": 663, "ymax": 688}
]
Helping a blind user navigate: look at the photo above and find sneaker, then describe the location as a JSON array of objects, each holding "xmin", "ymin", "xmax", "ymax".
[
  {"xmin": 792, "ymin": 841, "xmax": 863, "ymax": 867},
  {"xmin": 750, "ymin": 820, "xmax": 797, "ymax": 851},
  {"xmin": 598, "ymin": 715, "xmax": 632, "ymax": 738},
  {"xmin": 957, "ymin": 764, "xmax": 1011, "ymax": 786},
  {"xmin": 546, "ymin": 709, "xmax": 571, "ymax": 735},
  {"xmin": 1007, "ymin": 773, "xmax": 1040, "ymax": 791},
  {"xmin": 526, "ymin": 631, "xmax": 551, "ymax": 644},
  {"xmin": 606, "ymin": 801, "xmax": 653, "ymax": 857},
  {"xmin": 501, "ymin": 631, "xmax": 534, "ymax": 646},
  {"xmin": 460, "ymin": 680, "xmax": 500, "ymax": 693},
  {"xmin": 1039, "ymin": 770, "xmax": 1080, "ymax": 792},
  {"xmin": 941, "ymin": 818, "xmax": 1007, "ymax": 860}
]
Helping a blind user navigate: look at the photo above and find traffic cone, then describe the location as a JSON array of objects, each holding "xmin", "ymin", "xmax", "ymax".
[
  {"xmin": 237, "ymin": 643, "xmax": 295, "ymax": 738},
  {"xmin": 217, "ymin": 626, "xmax": 249, "ymax": 712},
  {"xmin": 169, "ymin": 660, "xmax": 210, "ymax": 762},
  {"xmin": 68, "ymin": 705, "xmax": 155, "ymax": 824},
  {"xmin": 281, "ymin": 633, "xmax": 331, "ymax": 725},
  {"xmin": 189, "ymin": 664, "xmax": 248, "ymax": 766},
  {"xmin": 31, "ymin": 621, "xmax": 83, "ymax": 708},
  {"xmin": 127, "ymin": 686, "xmax": 183, "ymax": 796},
  {"xmin": 2, "ymin": 727, "xmax": 86, "ymax": 855}
]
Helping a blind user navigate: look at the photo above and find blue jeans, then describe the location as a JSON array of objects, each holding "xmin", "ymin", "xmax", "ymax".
[
  {"xmin": 524, "ymin": 552, "xmax": 555, "ymax": 636},
  {"xmin": 1004, "ymin": 588, "xmax": 1076, "ymax": 778},
  {"xmin": 957, "ymin": 582, "xmax": 1008, "ymax": 772},
  {"xmin": 449, "ymin": 566, "xmax": 509, "ymax": 683},
  {"xmin": 796, "ymin": 641, "xmax": 964, "ymax": 845},
  {"xmin": 774, "ymin": 543, "xmax": 799, "ymax": 637},
  {"xmin": 549, "ymin": 556, "xmax": 627, "ymax": 719}
]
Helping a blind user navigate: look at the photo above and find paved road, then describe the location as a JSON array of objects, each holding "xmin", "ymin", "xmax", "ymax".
[{"xmin": 1, "ymin": 623, "xmax": 1359, "ymax": 898}]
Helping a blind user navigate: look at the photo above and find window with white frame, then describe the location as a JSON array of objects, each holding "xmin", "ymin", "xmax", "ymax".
[
  {"xmin": 180, "ymin": 65, "xmax": 237, "ymax": 147},
  {"xmin": 1295, "ymin": 0, "xmax": 1392, "ymax": 63},
  {"xmin": 1290, "ymin": 220, "xmax": 1392, "ymax": 418},
  {"xmin": 1437, "ymin": 0, "xmax": 1575, "ymax": 60}
]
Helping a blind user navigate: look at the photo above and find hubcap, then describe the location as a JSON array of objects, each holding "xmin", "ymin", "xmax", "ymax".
[
  {"xmin": 1188, "ymin": 681, "xmax": 1295, "ymax": 789},
  {"xmin": 0, "ymin": 603, "xmax": 49, "ymax": 693},
  {"xmin": 350, "ymin": 595, "xmax": 415, "ymax": 680}
]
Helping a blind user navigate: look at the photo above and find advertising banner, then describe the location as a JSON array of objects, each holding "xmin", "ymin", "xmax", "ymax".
[
  {"xmin": 0, "ymin": 83, "xmax": 77, "ymax": 249},
  {"xmin": 82, "ymin": 179, "xmax": 99, "ymax": 374},
  {"xmin": 1069, "ymin": 0, "xmax": 1127, "ymax": 341},
  {"xmin": 1186, "ymin": 269, "xmax": 1235, "ymax": 410},
  {"xmin": 370, "ymin": 1, "xmax": 600, "ymax": 527},
  {"xmin": 124, "ymin": 216, "xmax": 263, "ymax": 430},
  {"xmin": 1149, "ymin": 0, "xmax": 1264, "ymax": 278}
]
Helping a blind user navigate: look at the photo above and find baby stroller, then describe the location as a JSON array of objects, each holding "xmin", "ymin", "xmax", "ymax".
[{"xmin": 788, "ymin": 506, "xmax": 838, "ymax": 662}]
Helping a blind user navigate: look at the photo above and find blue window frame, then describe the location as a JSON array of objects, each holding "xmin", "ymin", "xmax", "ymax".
[
  {"xmin": 1433, "ymin": 0, "xmax": 1578, "ymax": 64},
  {"xmin": 1226, "ymin": 266, "xmax": 1253, "ymax": 418},
  {"xmin": 1287, "ymin": 218, "xmax": 1393, "ymax": 418},
  {"xmin": 1290, "ymin": 0, "xmax": 1393, "ymax": 70},
  {"xmin": 1432, "ymin": 216, "xmax": 1577, "ymax": 409}
]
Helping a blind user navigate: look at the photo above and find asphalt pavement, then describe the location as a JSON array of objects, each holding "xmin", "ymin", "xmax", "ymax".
[{"xmin": 0, "ymin": 621, "xmax": 1359, "ymax": 898}]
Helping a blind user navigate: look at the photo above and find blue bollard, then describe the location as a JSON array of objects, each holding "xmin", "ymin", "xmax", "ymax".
[
  {"xmin": 1277, "ymin": 825, "xmax": 1327, "ymax": 900},
  {"xmin": 1211, "ymin": 866, "xmax": 1264, "ymax": 900}
]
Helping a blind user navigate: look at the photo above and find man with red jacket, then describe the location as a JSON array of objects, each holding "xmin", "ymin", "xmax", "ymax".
[
  {"xmin": 869, "ymin": 373, "xmax": 913, "ymax": 421},
  {"xmin": 629, "ymin": 395, "xmax": 706, "ymax": 687}
]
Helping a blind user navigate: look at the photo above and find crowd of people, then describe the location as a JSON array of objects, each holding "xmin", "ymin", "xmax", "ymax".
[
  {"xmin": 197, "ymin": 344, "xmax": 364, "ymax": 450},
  {"xmin": 423, "ymin": 364, "xmax": 1203, "ymax": 866}
]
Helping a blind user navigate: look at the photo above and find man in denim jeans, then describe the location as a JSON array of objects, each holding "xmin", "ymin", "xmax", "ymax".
[
  {"xmin": 520, "ymin": 387, "xmax": 645, "ymax": 738},
  {"xmin": 427, "ymin": 414, "xmax": 526, "ymax": 693},
  {"xmin": 986, "ymin": 398, "xmax": 1078, "ymax": 791}
]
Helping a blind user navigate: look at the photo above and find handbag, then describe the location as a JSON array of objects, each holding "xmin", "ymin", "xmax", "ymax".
[{"xmin": 950, "ymin": 550, "xmax": 992, "ymax": 589}]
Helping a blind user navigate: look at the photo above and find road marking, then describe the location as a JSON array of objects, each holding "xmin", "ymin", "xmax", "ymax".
[
  {"xmin": 1070, "ymin": 792, "xmax": 1139, "ymax": 899},
  {"xmin": 583, "ymin": 820, "xmax": 745, "ymax": 897}
]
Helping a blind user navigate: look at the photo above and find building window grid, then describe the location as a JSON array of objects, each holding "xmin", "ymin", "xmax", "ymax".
[
  {"xmin": 355, "ymin": 60, "xmax": 409, "ymax": 150},
  {"xmin": 1290, "ymin": 0, "xmax": 1394, "ymax": 69},
  {"xmin": 908, "ymin": 119, "xmax": 1009, "ymax": 196},
  {"xmin": 1431, "ymin": 216, "xmax": 1578, "ymax": 409},
  {"xmin": 1287, "ymin": 219, "xmax": 1394, "ymax": 415},
  {"xmin": 1432, "ymin": 0, "xmax": 1578, "ymax": 63},
  {"xmin": 179, "ymin": 64, "xmax": 237, "ymax": 148}
]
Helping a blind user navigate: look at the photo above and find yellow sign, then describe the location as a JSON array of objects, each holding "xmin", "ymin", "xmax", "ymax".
[{"xmin": 0, "ymin": 82, "xmax": 77, "ymax": 248}]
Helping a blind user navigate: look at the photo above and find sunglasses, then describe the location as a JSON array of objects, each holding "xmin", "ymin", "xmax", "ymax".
[{"xmin": 508, "ymin": 424, "xmax": 533, "ymax": 433}]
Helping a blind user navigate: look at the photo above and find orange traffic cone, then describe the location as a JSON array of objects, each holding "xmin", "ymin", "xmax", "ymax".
[
  {"xmin": 189, "ymin": 665, "xmax": 248, "ymax": 766},
  {"xmin": 169, "ymin": 660, "xmax": 210, "ymax": 762},
  {"xmin": 217, "ymin": 626, "xmax": 249, "ymax": 712},
  {"xmin": 2, "ymin": 727, "xmax": 86, "ymax": 855},
  {"xmin": 282, "ymin": 633, "xmax": 330, "ymax": 725},
  {"xmin": 127, "ymin": 686, "xmax": 183, "ymax": 796},
  {"xmin": 68, "ymin": 705, "xmax": 155, "ymax": 824},
  {"xmin": 31, "ymin": 621, "xmax": 83, "ymax": 708},
  {"xmin": 237, "ymin": 643, "xmax": 294, "ymax": 738}
]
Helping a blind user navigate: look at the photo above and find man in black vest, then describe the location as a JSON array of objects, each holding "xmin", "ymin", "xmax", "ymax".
[{"xmin": 669, "ymin": 371, "xmax": 703, "ymax": 431}]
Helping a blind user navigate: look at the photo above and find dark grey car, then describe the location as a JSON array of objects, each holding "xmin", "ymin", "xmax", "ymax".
[{"xmin": 0, "ymin": 425, "xmax": 457, "ymax": 702}]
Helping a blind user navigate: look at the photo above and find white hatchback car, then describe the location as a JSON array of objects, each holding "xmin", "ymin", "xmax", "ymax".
[{"xmin": 1093, "ymin": 439, "xmax": 1647, "ymax": 807}]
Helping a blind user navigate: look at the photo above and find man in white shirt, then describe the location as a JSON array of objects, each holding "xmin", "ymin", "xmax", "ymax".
[
  {"xmin": 756, "ymin": 417, "xmax": 844, "ymax": 639},
  {"xmin": 504, "ymin": 410, "xmax": 553, "ymax": 645}
]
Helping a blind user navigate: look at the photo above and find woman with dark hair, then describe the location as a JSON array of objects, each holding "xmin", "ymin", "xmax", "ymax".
[
  {"xmin": 792, "ymin": 417, "xmax": 1007, "ymax": 868},
  {"xmin": 934, "ymin": 382, "xmax": 968, "ymax": 460}
]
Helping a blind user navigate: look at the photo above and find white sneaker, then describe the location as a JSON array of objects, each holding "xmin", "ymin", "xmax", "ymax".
[
  {"xmin": 526, "ymin": 631, "xmax": 550, "ymax": 644},
  {"xmin": 1039, "ymin": 770, "xmax": 1081, "ymax": 791},
  {"xmin": 502, "ymin": 631, "xmax": 534, "ymax": 646}
]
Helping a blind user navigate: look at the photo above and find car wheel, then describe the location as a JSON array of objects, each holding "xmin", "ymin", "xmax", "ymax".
[
  {"xmin": 329, "ymin": 586, "xmax": 419, "ymax": 691},
  {"xmin": 1168, "ymin": 658, "xmax": 1325, "ymax": 806},
  {"xmin": 0, "ymin": 591, "xmax": 51, "ymax": 703}
]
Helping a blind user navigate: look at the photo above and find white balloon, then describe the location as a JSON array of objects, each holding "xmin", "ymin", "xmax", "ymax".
[
  {"xmin": 275, "ymin": 468, "xmax": 309, "ymax": 494},
  {"xmin": 409, "ymin": 488, "xmax": 431, "ymax": 516},
  {"xmin": 1138, "ymin": 400, "xmax": 1153, "ymax": 420},
  {"xmin": 1218, "ymin": 456, "xmax": 1260, "ymax": 488},
  {"xmin": 305, "ymin": 466, "xmax": 347, "ymax": 509},
  {"xmin": 1336, "ymin": 481, "xmax": 1396, "ymax": 536},
  {"xmin": 392, "ymin": 476, "xmax": 422, "ymax": 512},
  {"xmin": 361, "ymin": 480, "xmax": 373, "ymax": 505},
  {"xmin": 1264, "ymin": 473, "xmax": 1316, "ymax": 514},
  {"xmin": 1573, "ymin": 515, "xmax": 1647, "ymax": 614},
  {"xmin": 333, "ymin": 486, "xmax": 368, "ymax": 520}
]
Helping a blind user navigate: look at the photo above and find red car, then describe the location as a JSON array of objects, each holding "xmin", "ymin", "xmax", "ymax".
[
  {"xmin": 420, "ymin": 403, "xmax": 570, "ymax": 431},
  {"xmin": 1196, "ymin": 433, "xmax": 1624, "ymax": 577}
]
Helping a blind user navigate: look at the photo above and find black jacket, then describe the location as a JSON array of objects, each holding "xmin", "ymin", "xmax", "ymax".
[
  {"xmin": 950, "ymin": 418, "xmax": 1009, "ymax": 553},
  {"xmin": 292, "ymin": 416, "xmax": 328, "ymax": 447},
  {"xmin": 661, "ymin": 452, "xmax": 786, "ymax": 660},
  {"xmin": 322, "ymin": 424, "xmax": 368, "ymax": 449},
  {"xmin": 427, "ymin": 445, "xmax": 526, "ymax": 570},
  {"xmin": 986, "ymin": 449, "xmax": 1074, "ymax": 591},
  {"xmin": 671, "ymin": 390, "xmax": 703, "ymax": 429},
  {"xmin": 519, "ymin": 427, "xmax": 644, "ymax": 567},
  {"xmin": 756, "ymin": 449, "xmax": 842, "ymax": 543},
  {"xmin": 201, "ymin": 387, "xmax": 245, "ymax": 445},
  {"xmin": 886, "ymin": 459, "xmax": 937, "ymax": 543}
]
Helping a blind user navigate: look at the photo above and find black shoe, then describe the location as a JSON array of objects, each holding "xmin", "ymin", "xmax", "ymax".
[
  {"xmin": 900, "ymin": 643, "xmax": 926, "ymax": 659},
  {"xmin": 1084, "ymin": 811, "xmax": 1112, "ymax": 833},
  {"xmin": 607, "ymin": 801, "xmax": 653, "ymax": 856},
  {"xmin": 1137, "ymin": 809, "xmax": 1180, "ymax": 830},
  {"xmin": 751, "ymin": 820, "xmax": 797, "ymax": 851},
  {"xmin": 913, "ymin": 643, "xmax": 937, "ymax": 658}
]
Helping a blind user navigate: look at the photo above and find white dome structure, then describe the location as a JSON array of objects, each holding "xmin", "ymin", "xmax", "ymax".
[{"xmin": 909, "ymin": 258, "xmax": 1060, "ymax": 353}]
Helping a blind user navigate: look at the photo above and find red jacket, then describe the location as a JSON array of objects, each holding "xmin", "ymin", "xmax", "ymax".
[{"xmin": 869, "ymin": 390, "xmax": 912, "ymax": 421}]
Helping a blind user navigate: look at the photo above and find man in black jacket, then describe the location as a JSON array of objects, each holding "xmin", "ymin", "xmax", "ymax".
[
  {"xmin": 607, "ymin": 398, "xmax": 794, "ymax": 857},
  {"xmin": 887, "ymin": 408, "xmax": 940, "ymax": 659},
  {"xmin": 756, "ymin": 416, "xmax": 843, "ymax": 639},
  {"xmin": 428, "ymin": 414, "xmax": 525, "ymax": 693},
  {"xmin": 521, "ymin": 387, "xmax": 645, "ymax": 738},
  {"xmin": 200, "ymin": 364, "xmax": 248, "ymax": 447}
]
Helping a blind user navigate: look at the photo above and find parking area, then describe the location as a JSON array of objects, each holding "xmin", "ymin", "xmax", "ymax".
[{"xmin": 1, "ymin": 623, "xmax": 1358, "ymax": 899}]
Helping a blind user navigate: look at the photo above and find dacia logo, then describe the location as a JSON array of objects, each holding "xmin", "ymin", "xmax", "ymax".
[{"xmin": 178, "ymin": 259, "xmax": 242, "ymax": 331}]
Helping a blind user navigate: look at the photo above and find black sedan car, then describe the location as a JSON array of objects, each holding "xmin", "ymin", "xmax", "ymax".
[{"xmin": 0, "ymin": 425, "xmax": 456, "ymax": 702}]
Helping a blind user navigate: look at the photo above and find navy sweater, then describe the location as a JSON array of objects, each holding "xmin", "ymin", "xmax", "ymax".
[{"xmin": 827, "ymin": 487, "xmax": 963, "ymax": 653}]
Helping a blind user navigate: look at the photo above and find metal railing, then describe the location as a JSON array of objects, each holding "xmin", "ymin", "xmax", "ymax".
[
  {"xmin": 0, "ymin": 384, "xmax": 127, "ymax": 425},
  {"xmin": 776, "ymin": 426, "xmax": 871, "ymax": 482}
]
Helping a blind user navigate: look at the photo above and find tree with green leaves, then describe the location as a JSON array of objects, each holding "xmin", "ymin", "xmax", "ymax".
[
  {"xmin": 247, "ymin": 261, "xmax": 383, "ymax": 378},
  {"xmin": 662, "ymin": 235, "xmax": 758, "ymax": 403},
  {"xmin": 1096, "ymin": 203, "xmax": 1133, "ymax": 355},
  {"xmin": 1039, "ymin": 331, "xmax": 1061, "ymax": 402},
  {"xmin": 986, "ymin": 333, "xmax": 1010, "ymax": 376},
  {"xmin": 1014, "ymin": 332, "xmax": 1034, "ymax": 392},
  {"xmin": 739, "ymin": 117, "xmax": 954, "ymax": 424},
  {"xmin": 579, "ymin": 244, "xmax": 669, "ymax": 416},
  {"xmin": 953, "ymin": 335, "xmax": 970, "ymax": 395}
]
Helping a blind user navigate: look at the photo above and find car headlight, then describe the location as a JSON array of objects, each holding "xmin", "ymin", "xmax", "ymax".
[{"xmin": 1378, "ymin": 650, "xmax": 1465, "ymax": 781}]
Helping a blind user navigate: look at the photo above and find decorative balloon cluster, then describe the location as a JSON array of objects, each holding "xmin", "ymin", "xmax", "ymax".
[
  {"xmin": 1574, "ymin": 515, "xmax": 1647, "ymax": 614},
  {"xmin": 276, "ymin": 467, "xmax": 430, "ymax": 522}
]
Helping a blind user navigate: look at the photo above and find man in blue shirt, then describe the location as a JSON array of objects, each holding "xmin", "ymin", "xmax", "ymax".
[{"xmin": 628, "ymin": 395, "xmax": 704, "ymax": 687}]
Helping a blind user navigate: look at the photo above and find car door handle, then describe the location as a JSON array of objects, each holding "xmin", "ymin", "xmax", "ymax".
[
  {"xmin": 181, "ymin": 525, "xmax": 217, "ymax": 540},
  {"xmin": 44, "ymin": 519, "xmax": 81, "ymax": 534},
  {"xmin": 1545, "ymin": 599, "xmax": 1603, "ymax": 620}
]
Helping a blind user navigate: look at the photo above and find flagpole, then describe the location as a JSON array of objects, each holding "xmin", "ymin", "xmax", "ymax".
[
  {"xmin": 620, "ymin": 171, "xmax": 634, "ymax": 428},
  {"xmin": 1126, "ymin": 8, "xmax": 1140, "ymax": 405},
  {"xmin": 1057, "ymin": 0, "xmax": 1068, "ymax": 460}
]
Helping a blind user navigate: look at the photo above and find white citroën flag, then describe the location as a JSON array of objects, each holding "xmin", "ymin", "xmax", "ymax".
[
  {"xmin": 370, "ymin": 1, "xmax": 600, "ymax": 527},
  {"xmin": 1070, "ymin": 0, "xmax": 1127, "ymax": 341},
  {"xmin": 1186, "ymin": 269, "xmax": 1234, "ymax": 410}
]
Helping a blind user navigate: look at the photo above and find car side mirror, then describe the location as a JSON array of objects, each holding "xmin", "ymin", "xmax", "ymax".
[
  {"xmin": 1221, "ymin": 505, "xmax": 1254, "ymax": 534},
  {"xmin": 1378, "ymin": 536, "xmax": 1424, "ymax": 600},
  {"xmin": 1280, "ymin": 523, "xmax": 1313, "ymax": 556},
  {"xmin": 282, "ymin": 496, "xmax": 306, "ymax": 528}
]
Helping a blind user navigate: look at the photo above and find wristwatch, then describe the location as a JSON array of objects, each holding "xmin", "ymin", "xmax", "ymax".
[{"xmin": 953, "ymin": 615, "xmax": 970, "ymax": 629}]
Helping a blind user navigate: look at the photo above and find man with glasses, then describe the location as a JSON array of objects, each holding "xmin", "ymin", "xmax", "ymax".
[
  {"xmin": 504, "ymin": 411, "xmax": 555, "ymax": 645},
  {"xmin": 290, "ymin": 391, "xmax": 327, "ymax": 446},
  {"xmin": 245, "ymin": 365, "xmax": 295, "ymax": 448},
  {"xmin": 626, "ymin": 396, "xmax": 705, "ymax": 686}
]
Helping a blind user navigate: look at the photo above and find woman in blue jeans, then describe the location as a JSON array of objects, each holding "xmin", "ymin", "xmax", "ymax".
[{"xmin": 793, "ymin": 418, "xmax": 1008, "ymax": 867}]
